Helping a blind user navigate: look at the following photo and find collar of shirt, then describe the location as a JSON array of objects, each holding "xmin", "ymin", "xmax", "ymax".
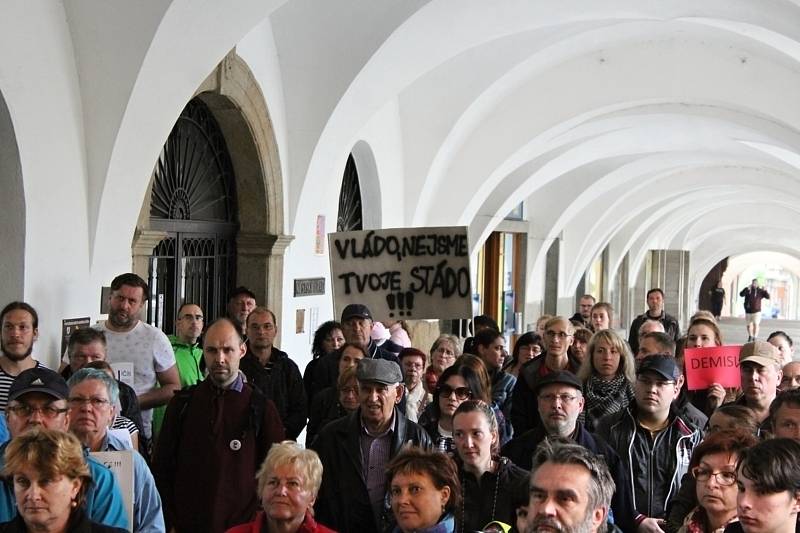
[
  {"xmin": 212, "ymin": 371, "xmax": 245, "ymax": 392},
  {"xmin": 360, "ymin": 410, "xmax": 395, "ymax": 438},
  {"xmin": 102, "ymin": 431, "xmax": 133, "ymax": 452}
]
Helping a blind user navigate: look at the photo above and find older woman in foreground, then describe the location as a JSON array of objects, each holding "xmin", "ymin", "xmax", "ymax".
[
  {"xmin": 386, "ymin": 447, "xmax": 460, "ymax": 533},
  {"xmin": 226, "ymin": 441, "xmax": 336, "ymax": 533},
  {"xmin": 0, "ymin": 428, "xmax": 126, "ymax": 533}
]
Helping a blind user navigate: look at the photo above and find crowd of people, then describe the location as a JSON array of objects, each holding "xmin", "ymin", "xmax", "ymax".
[{"xmin": 0, "ymin": 277, "xmax": 799, "ymax": 533}]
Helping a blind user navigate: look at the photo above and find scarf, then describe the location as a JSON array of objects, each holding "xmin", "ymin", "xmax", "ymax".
[
  {"xmin": 681, "ymin": 506, "xmax": 737, "ymax": 533},
  {"xmin": 583, "ymin": 373, "xmax": 634, "ymax": 431}
]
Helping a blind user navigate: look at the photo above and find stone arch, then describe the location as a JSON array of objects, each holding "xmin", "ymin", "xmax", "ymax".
[
  {"xmin": 350, "ymin": 140, "xmax": 381, "ymax": 230},
  {"xmin": 132, "ymin": 50, "xmax": 291, "ymax": 320},
  {"xmin": 0, "ymin": 90, "xmax": 24, "ymax": 303}
]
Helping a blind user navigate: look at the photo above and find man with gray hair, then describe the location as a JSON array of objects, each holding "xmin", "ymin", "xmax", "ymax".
[
  {"xmin": 504, "ymin": 371, "xmax": 636, "ymax": 532},
  {"xmin": 525, "ymin": 438, "xmax": 616, "ymax": 533},
  {"xmin": 67, "ymin": 368, "xmax": 165, "ymax": 532},
  {"xmin": 312, "ymin": 358, "xmax": 431, "ymax": 532}
]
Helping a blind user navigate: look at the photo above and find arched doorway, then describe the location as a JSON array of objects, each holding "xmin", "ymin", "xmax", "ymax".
[
  {"xmin": 337, "ymin": 154, "xmax": 363, "ymax": 232},
  {"xmin": 146, "ymin": 98, "xmax": 238, "ymax": 333}
]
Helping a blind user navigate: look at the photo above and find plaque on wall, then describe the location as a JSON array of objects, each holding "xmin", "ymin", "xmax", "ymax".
[{"xmin": 294, "ymin": 278, "xmax": 326, "ymax": 297}]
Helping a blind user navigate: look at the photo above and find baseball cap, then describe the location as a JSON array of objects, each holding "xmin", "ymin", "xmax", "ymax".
[
  {"xmin": 356, "ymin": 358, "xmax": 402, "ymax": 385},
  {"xmin": 533, "ymin": 370, "xmax": 583, "ymax": 394},
  {"xmin": 9, "ymin": 367, "xmax": 69, "ymax": 403},
  {"xmin": 637, "ymin": 354, "xmax": 680, "ymax": 381},
  {"xmin": 739, "ymin": 340, "xmax": 783, "ymax": 367},
  {"xmin": 342, "ymin": 304, "xmax": 372, "ymax": 322}
]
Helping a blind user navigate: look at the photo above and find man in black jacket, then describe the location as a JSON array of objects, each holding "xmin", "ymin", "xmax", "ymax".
[
  {"xmin": 310, "ymin": 303, "xmax": 398, "ymax": 398},
  {"xmin": 628, "ymin": 288, "xmax": 680, "ymax": 354},
  {"xmin": 312, "ymin": 358, "xmax": 431, "ymax": 533},
  {"xmin": 503, "ymin": 371, "xmax": 637, "ymax": 532},
  {"xmin": 240, "ymin": 307, "xmax": 307, "ymax": 439}
]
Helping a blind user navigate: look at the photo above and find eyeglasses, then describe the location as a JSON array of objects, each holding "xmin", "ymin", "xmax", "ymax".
[
  {"xmin": 691, "ymin": 467, "xmax": 737, "ymax": 486},
  {"xmin": 438, "ymin": 385, "xmax": 472, "ymax": 400},
  {"xmin": 538, "ymin": 393, "xmax": 579, "ymax": 404},
  {"xmin": 545, "ymin": 330, "xmax": 572, "ymax": 340},
  {"xmin": 338, "ymin": 386, "xmax": 358, "ymax": 396},
  {"xmin": 7, "ymin": 404, "xmax": 69, "ymax": 418},
  {"xmin": 68, "ymin": 397, "xmax": 111, "ymax": 408}
]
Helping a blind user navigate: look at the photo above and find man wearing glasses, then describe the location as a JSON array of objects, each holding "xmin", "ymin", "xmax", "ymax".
[
  {"xmin": 596, "ymin": 354, "xmax": 703, "ymax": 533},
  {"xmin": 169, "ymin": 303, "xmax": 205, "ymax": 388},
  {"xmin": 510, "ymin": 316, "xmax": 582, "ymax": 435},
  {"xmin": 502, "ymin": 371, "xmax": 637, "ymax": 532},
  {"xmin": 240, "ymin": 306, "xmax": 307, "ymax": 440},
  {"xmin": 0, "ymin": 367, "xmax": 128, "ymax": 528}
]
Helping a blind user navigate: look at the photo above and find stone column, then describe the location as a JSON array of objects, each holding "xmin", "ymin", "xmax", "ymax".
[
  {"xmin": 649, "ymin": 249, "xmax": 690, "ymax": 329},
  {"xmin": 236, "ymin": 231, "xmax": 295, "ymax": 322}
]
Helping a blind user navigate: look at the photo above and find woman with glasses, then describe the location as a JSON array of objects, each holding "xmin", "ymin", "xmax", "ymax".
[
  {"xmin": 424, "ymin": 335, "xmax": 461, "ymax": 394},
  {"xmin": 502, "ymin": 332, "xmax": 543, "ymax": 379},
  {"xmin": 306, "ymin": 367, "xmax": 359, "ymax": 446},
  {"xmin": 452, "ymin": 400, "xmax": 527, "ymax": 532},
  {"xmin": 676, "ymin": 429, "xmax": 758, "ymax": 533},
  {"xmin": 576, "ymin": 329, "xmax": 636, "ymax": 431}
]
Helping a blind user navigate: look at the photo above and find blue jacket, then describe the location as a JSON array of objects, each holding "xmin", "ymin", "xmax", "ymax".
[
  {"xmin": 0, "ymin": 441, "xmax": 129, "ymax": 529},
  {"xmin": 103, "ymin": 432, "xmax": 165, "ymax": 532}
]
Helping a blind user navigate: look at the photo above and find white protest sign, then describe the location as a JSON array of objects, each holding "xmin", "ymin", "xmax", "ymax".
[
  {"xmin": 329, "ymin": 226, "xmax": 472, "ymax": 321},
  {"xmin": 91, "ymin": 450, "xmax": 134, "ymax": 532}
]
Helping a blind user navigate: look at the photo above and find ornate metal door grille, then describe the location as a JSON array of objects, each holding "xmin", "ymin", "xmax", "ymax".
[
  {"xmin": 147, "ymin": 98, "xmax": 237, "ymax": 334},
  {"xmin": 337, "ymin": 154, "xmax": 363, "ymax": 232}
]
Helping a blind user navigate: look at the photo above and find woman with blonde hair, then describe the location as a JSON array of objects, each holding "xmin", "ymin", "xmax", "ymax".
[
  {"xmin": 577, "ymin": 329, "xmax": 636, "ymax": 430},
  {"xmin": 0, "ymin": 428, "xmax": 127, "ymax": 533},
  {"xmin": 424, "ymin": 335, "xmax": 461, "ymax": 394},
  {"xmin": 226, "ymin": 441, "xmax": 335, "ymax": 533}
]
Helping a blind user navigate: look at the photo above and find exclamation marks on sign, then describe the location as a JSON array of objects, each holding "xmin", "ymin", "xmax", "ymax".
[{"xmin": 386, "ymin": 291, "xmax": 415, "ymax": 317}]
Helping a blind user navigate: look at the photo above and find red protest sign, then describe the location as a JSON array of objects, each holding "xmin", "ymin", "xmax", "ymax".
[{"xmin": 684, "ymin": 345, "xmax": 741, "ymax": 391}]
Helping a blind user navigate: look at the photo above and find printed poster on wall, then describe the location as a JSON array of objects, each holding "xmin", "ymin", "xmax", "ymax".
[{"xmin": 329, "ymin": 226, "xmax": 472, "ymax": 321}]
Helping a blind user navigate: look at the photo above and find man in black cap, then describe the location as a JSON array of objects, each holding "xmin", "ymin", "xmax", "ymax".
[
  {"xmin": 309, "ymin": 303, "xmax": 399, "ymax": 397},
  {"xmin": 596, "ymin": 354, "xmax": 703, "ymax": 532},
  {"xmin": 0, "ymin": 367, "xmax": 128, "ymax": 528},
  {"xmin": 312, "ymin": 358, "xmax": 430, "ymax": 533},
  {"xmin": 502, "ymin": 371, "xmax": 637, "ymax": 532}
]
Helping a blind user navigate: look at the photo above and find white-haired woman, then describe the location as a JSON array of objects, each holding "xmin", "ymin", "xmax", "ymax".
[{"xmin": 226, "ymin": 441, "xmax": 336, "ymax": 533}]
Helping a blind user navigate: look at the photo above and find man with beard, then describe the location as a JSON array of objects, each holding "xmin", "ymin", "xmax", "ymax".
[
  {"xmin": 226, "ymin": 286, "xmax": 257, "ymax": 337},
  {"xmin": 525, "ymin": 439, "xmax": 615, "ymax": 533},
  {"xmin": 503, "ymin": 371, "xmax": 636, "ymax": 532},
  {"xmin": 96, "ymin": 273, "xmax": 179, "ymax": 441},
  {"xmin": 0, "ymin": 302, "xmax": 43, "ymax": 412},
  {"xmin": 154, "ymin": 318, "xmax": 285, "ymax": 532}
]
